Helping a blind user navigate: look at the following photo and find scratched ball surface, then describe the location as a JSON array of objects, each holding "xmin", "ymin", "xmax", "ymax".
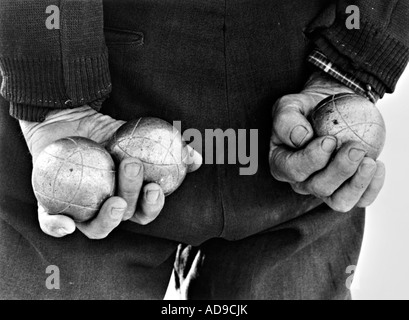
[
  {"xmin": 106, "ymin": 117, "xmax": 188, "ymax": 196},
  {"xmin": 310, "ymin": 93, "xmax": 386, "ymax": 159},
  {"xmin": 32, "ymin": 137, "xmax": 116, "ymax": 222}
]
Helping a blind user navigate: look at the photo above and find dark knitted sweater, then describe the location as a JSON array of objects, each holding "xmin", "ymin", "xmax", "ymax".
[
  {"xmin": 0, "ymin": 0, "xmax": 408, "ymax": 121},
  {"xmin": 0, "ymin": 0, "xmax": 111, "ymax": 121}
]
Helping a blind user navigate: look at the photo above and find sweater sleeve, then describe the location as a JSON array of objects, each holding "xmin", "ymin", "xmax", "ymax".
[
  {"xmin": 306, "ymin": 0, "xmax": 409, "ymax": 98},
  {"xmin": 0, "ymin": 0, "xmax": 111, "ymax": 122}
]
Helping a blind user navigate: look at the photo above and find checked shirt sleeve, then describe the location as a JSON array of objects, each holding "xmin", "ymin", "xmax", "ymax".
[{"xmin": 306, "ymin": 0, "xmax": 409, "ymax": 98}]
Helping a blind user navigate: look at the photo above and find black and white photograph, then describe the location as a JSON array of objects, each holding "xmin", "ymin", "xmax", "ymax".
[{"xmin": 0, "ymin": 0, "xmax": 408, "ymax": 305}]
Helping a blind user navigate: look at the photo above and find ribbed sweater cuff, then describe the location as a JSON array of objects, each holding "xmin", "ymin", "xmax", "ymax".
[
  {"xmin": 308, "ymin": 17, "xmax": 409, "ymax": 97},
  {"xmin": 0, "ymin": 51, "xmax": 111, "ymax": 122},
  {"xmin": 9, "ymin": 98, "xmax": 106, "ymax": 122}
]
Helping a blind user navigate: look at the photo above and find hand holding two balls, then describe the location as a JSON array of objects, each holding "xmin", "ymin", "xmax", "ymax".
[{"xmin": 24, "ymin": 107, "xmax": 201, "ymax": 239}]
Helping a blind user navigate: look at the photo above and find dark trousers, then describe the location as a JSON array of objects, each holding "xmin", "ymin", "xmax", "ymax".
[{"xmin": 0, "ymin": 0, "xmax": 364, "ymax": 299}]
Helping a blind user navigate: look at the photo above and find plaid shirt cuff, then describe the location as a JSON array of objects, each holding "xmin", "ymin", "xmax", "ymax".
[{"xmin": 308, "ymin": 50, "xmax": 379, "ymax": 103}]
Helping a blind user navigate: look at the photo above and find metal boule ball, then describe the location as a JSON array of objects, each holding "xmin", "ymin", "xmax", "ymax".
[
  {"xmin": 32, "ymin": 137, "xmax": 116, "ymax": 222},
  {"xmin": 310, "ymin": 93, "xmax": 386, "ymax": 160},
  {"xmin": 106, "ymin": 117, "xmax": 188, "ymax": 196}
]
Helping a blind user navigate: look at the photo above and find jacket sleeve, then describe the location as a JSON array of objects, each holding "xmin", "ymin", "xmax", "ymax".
[
  {"xmin": 0, "ymin": 0, "xmax": 111, "ymax": 122},
  {"xmin": 306, "ymin": 0, "xmax": 409, "ymax": 98}
]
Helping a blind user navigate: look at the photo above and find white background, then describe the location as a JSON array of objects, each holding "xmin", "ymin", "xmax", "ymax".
[{"xmin": 352, "ymin": 69, "xmax": 409, "ymax": 300}]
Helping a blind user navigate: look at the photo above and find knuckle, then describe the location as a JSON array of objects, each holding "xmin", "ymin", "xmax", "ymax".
[
  {"xmin": 84, "ymin": 231, "xmax": 106, "ymax": 240},
  {"xmin": 286, "ymin": 164, "xmax": 307, "ymax": 183},
  {"xmin": 352, "ymin": 179, "xmax": 368, "ymax": 191},
  {"xmin": 273, "ymin": 97, "xmax": 285, "ymax": 112},
  {"xmin": 270, "ymin": 166, "xmax": 284, "ymax": 182},
  {"xmin": 121, "ymin": 190, "xmax": 139, "ymax": 200},
  {"xmin": 269, "ymin": 156, "xmax": 285, "ymax": 182},
  {"xmin": 276, "ymin": 95, "xmax": 296, "ymax": 108},
  {"xmin": 137, "ymin": 218, "xmax": 150, "ymax": 226},
  {"xmin": 272, "ymin": 95, "xmax": 297, "ymax": 119},
  {"xmin": 357, "ymin": 200, "xmax": 371, "ymax": 208},
  {"xmin": 290, "ymin": 183, "xmax": 307, "ymax": 195},
  {"xmin": 336, "ymin": 162, "xmax": 356, "ymax": 178},
  {"xmin": 132, "ymin": 214, "xmax": 153, "ymax": 226},
  {"xmin": 330, "ymin": 202, "xmax": 354, "ymax": 213},
  {"xmin": 310, "ymin": 184, "xmax": 333, "ymax": 198},
  {"xmin": 122, "ymin": 210, "xmax": 135, "ymax": 221}
]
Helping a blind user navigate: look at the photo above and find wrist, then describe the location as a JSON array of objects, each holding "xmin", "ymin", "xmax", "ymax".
[
  {"xmin": 301, "ymin": 71, "xmax": 355, "ymax": 104},
  {"xmin": 307, "ymin": 50, "xmax": 380, "ymax": 103},
  {"xmin": 19, "ymin": 106, "xmax": 124, "ymax": 163},
  {"xmin": 19, "ymin": 106, "xmax": 96, "ymax": 140}
]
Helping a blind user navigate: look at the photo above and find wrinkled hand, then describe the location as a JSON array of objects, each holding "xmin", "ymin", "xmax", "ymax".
[
  {"xmin": 269, "ymin": 72, "xmax": 386, "ymax": 213},
  {"xmin": 20, "ymin": 106, "xmax": 202, "ymax": 239}
]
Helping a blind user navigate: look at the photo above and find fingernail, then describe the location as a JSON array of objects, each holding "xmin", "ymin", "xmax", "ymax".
[
  {"xmin": 125, "ymin": 162, "xmax": 142, "ymax": 177},
  {"xmin": 349, "ymin": 148, "xmax": 366, "ymax": 162},
  {"xmin": 146, "ymin": 189, "xmax": 160, "ymax": 203},
  {"xmin": 290, "ymin": 125, "xmax": 309, "ymax": 147},
  {"xmin": 321, "ymin": 137, "xmax": 337, "ymax": 153},
  {"xmin": 111, "ymin": 207, "xmax": 125, "ymax": 219}
]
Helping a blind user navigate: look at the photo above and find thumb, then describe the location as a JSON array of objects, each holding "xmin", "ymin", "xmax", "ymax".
[
  {"xmin": 183, "ymin": 144, "xmax": 203, "ymax": 173},
  {"xmin": 38, "ymin": 204, "xmax": 76, "ymax": 238},
  {"xmin": 272, "ymin": 94, "xmax": 316, "ymax": 148}
]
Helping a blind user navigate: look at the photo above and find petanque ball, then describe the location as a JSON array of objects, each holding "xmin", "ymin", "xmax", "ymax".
[
  {"xmin": 106, "ymin": 117, "xmax": 188, "ymax": 196},
  {"xmin": 310, "ymin": 93, "xmax": 386, "ymax": 159},
  {"xmin": 32, "ymin": 137, "xmax": 116, "ymax": 222}
]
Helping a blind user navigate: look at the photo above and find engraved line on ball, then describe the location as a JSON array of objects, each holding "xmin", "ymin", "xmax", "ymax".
[
  {"xmin": 51, "ymin": 149, "xmax": 85, "ymax": 214},
  {"xmin": 331, "ymin": 122, "xmax": 386, "ymax": 150},
  {"xmin": 313, "ymin": 94, "xmax": 355, "ymax": 114},
  {"xmin": 160, "ymin": 129, "xmax": 181, "ymax": 165},
  {"xmin": 43, "ymin": 151, "xmax": 115, "ymax": 171},
  {"xmin": 115, "ymin": 135, "xmax": 184, "ymax": 165},
  {"xmin": 114, "ymin": 141, "xmax": 182, "ymax": 181},
  {"xmin": 333, "ymin": 100, "xmax": 381, "ymax": 150},
  {"xmin": 34, "ymin": 191, "xmax": 100, "ymax": 212},
  {"xmin": 124, "ymin": 117, "xmax": 142, "ymax": 155}
]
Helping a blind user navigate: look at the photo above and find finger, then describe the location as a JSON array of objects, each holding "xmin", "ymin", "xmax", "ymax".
[
  {"xmin": 272, "ymin": 94, "xmax": 316, "ymax": 148},
  {"xmin": 183, "ymin": 145, "xmax": 203, "ymax": 173},
  {"xmin": 186, "ymin": 250, "xmax": 204, "ymax": 282},
  {"xmin": 131, "ymin": 183, "xmax": 165, "ymax": 225},
  {"xmin": 357, "ymin": 161, "xmax": 386, "ymax": 208},
  {"xmin": 325, "ymin": 157, "xmax": 377, "ymax": 212},
  {"xmin": 174, "ymin": 244, "xmax": 184, "ymax": 277},
  {"xmin": 38, "ymin": 204, "xmax": 76, "ymax": 238},
  {"xmin": 76, "ymin": 197, "xmax": 127, "ymax": 239},
  {"xmin": 298, "ymin": 142, "xmax": 367, "ymax": 198},
  {"xmin": 117, "ymin": 158, "xmax": 144, "ymax": 221},
  {"xmin": 270, "ymin": 135, "xmax": 337, "ymax": 183},
  {"xmin": 180, "ymin": 250, "xmax": 203, "ymax": 300},
  {"xmin": 180, "ymin": 245, "xmax": 193, "ymax": 278}
]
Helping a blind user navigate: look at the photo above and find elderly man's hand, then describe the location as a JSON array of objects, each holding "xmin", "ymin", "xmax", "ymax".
[
  {"xmin": 269, "ymin": 72, "xmax": 386, "ymax": 213},
  {"xmin": 20, "ymin": 106, "xmax": 201, "ymax": 239}
]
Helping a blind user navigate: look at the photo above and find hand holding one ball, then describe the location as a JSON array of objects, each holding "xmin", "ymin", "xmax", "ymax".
[{"xmin": 270, "ymin": 73, "xmax": 386, "ymax": 213}]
